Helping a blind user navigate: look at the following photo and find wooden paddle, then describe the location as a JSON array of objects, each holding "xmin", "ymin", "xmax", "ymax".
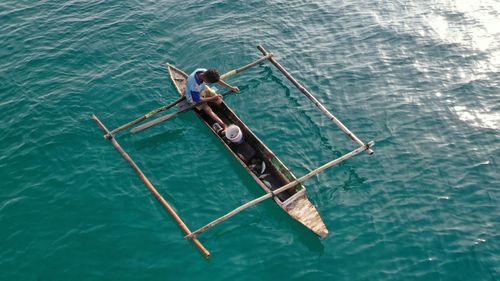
[
  {"xmin": 130, "ymin": 89, "xmax": 234, "ymax": 134},
  {"xmin": 106, "ymin": 96, "xmax": 186, "ymax": 138}
]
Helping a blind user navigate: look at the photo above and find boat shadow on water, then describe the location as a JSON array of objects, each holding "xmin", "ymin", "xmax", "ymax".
[
  {"xmin": 131, "ymin": 128, "xmax": 185, "ymax": 150},
  {"xmin": 267, "ymin": 205, "xmax": 326, "ymax": 254},
  {"xmin": 207, "ymin": 200, "xmax": 325, "ymax": 255},
  {"xmin": 195, "ymin": 140, "xmax": 325, "ymax": 253}
]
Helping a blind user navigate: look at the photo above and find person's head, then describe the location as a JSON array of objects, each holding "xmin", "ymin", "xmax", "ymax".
[{"xmin": 202, "ymin": 68, "xmax": 220, "ymax": 84}]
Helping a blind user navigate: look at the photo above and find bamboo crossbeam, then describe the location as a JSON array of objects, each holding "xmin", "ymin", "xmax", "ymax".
[
  {"xmin": 220, "ymin": 53, "xmax": 273, "ymax": 80},
  {"xmin": 106, "ymin": 54, "xmax": 270, "ymax": 138},
  {"xmin": 129, "ymin": 89, "xmax": 233, "ymax": 134},
  {"xmin": 257, "ymin": 45, "xmax": 374, "ymax": 155},
  {"xmin": 91, "ymin": 114, "xmax": 210, "ymax": 258},
  {"xmin": 185, "ymin": 141, "xmax": 374, "ymax": 239}
]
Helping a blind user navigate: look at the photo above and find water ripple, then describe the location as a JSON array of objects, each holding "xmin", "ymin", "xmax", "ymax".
[{"xmin": 1, "ymin": 0, "xmax": 499, "ymax": 280}]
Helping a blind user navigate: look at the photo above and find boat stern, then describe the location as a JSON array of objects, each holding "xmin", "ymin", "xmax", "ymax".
[{"xmin": 282, "ymin": 190, "xmax": 328, "ymax": 238}]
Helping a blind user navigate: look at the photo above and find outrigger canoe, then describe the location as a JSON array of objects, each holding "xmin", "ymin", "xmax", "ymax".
[
  {"xmin": 167, "ymin": 64, "xmax": 328, "ymax": 238},
  {"xmin": 92, "ymin": 45, "xmax": 374, "ymax": 257}
]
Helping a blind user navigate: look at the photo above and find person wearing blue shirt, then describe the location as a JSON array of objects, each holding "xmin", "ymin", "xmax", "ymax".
[{"xmin": 185, "ymin": 68, "xmax": 239, "ymax": 131}]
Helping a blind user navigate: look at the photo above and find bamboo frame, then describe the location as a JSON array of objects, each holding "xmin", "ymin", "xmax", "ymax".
[
  {"xmin": 129, "ymin": 89, "xmax": 233, "ymax": 134},
  {"xmin": 91, "ymin": 49, "xmax": 375, "ymax": 254},
  {"xmin": 107, "ymin": 54, "xmax": 272, "ymax": 137},
  {"xmin": 220, "ymin": 53, "xmax": 273, "ymax": 79},
  {"xmin": 185, "ymin": 141, "xmax": 374, "ymax": 239},
  {"xmin": 91, "ymin": 114, "xmax": 210, "ymax": 258},
  {"xmin": 257, "ymin": 45, "xmax": 374, "ymax": 155}
]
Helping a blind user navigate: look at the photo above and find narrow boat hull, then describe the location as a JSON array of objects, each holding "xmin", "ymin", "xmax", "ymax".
[{"xmin": 167, "ymin": 64, "xmax": 328, "ymax": 238}]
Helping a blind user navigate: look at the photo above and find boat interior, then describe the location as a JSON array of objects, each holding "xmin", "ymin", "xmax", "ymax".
[{"xmin": 191, "ymin": 101, "xmax": 300, "ymax": 202}]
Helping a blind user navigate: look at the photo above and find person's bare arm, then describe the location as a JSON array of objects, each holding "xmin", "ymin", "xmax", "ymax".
[{"xmin": 218, "ymin": 80, "xmax": 239, "ymax": 92}]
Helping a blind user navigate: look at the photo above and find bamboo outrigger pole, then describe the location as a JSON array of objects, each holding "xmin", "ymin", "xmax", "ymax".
[
  {"xmin": 220, "ymin": 53, "xmax": 273, "ymax": 79},
  {"xmin": 257, "ymin": 45, "xmax": 374, "ymax": 155},
  {"xmin": 106, "ymin": 54, "xmax": 273, "ymax": 137},
  {"xmin": 91, "ymin": 114, "xmax": 210, "ymax": 258},
  {"xmin": 129, "ymin": 54, "xmax": 273, "ymax": 134},
  {"xmin": 130, "ymin": 89, "xmax": 233, "ymax": 134},
  {"xmin": 185, "ymin": 141, "xmax": 374, "ymax": 239}
]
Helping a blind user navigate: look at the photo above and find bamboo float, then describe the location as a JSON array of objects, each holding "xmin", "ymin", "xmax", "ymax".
[
  {"xmin": 185, "ymin": 141, "xmax": 374, "ymax": 240},
  {"xmin": 91, "ymin": 114, "xmax": 210, "ymax": 258},
  {"xmin": 257, "ymin": 45, "xmax": 374, "ymax": 155}
]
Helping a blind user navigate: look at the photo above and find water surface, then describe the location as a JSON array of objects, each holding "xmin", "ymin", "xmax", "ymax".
[{"xmin": 1, "ymin": 1, "xmax": 499, "ymax": 280}]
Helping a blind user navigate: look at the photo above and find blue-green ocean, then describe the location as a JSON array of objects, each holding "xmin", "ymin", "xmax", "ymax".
[{"xmin": 1, "ymin": 1, "xmax": 499, "ymax": 280}]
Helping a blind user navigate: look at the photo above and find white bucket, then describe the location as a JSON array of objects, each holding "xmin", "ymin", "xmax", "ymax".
[{"xmin": 225, "ymin": 125, "xmax": 244, "ymax": 144}]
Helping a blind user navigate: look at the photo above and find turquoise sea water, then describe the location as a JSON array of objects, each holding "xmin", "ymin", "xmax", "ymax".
[{"xmin": 1, "ymin": 0, "xmax": 499, "ymax": 280}]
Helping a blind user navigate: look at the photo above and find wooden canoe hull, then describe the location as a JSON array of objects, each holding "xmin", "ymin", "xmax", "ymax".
[{"xmin": 166, "ymin": 64, "xmax": 328, "ymax": 238}]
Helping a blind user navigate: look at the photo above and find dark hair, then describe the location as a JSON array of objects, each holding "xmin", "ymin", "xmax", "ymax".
[{"xmin": 203, "ymin": 68, "xmax": 220, "ymax": 83}]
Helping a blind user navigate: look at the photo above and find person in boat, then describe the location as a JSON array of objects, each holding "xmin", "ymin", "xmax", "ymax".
[{"xmin": 185, "ymin": 68, "xmax": 239, "ymax": 131}]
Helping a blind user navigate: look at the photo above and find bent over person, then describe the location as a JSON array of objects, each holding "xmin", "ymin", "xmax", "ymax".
[{"xmin": 184, "ymin": 68, "xmax": 239, "ymax": 131}]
